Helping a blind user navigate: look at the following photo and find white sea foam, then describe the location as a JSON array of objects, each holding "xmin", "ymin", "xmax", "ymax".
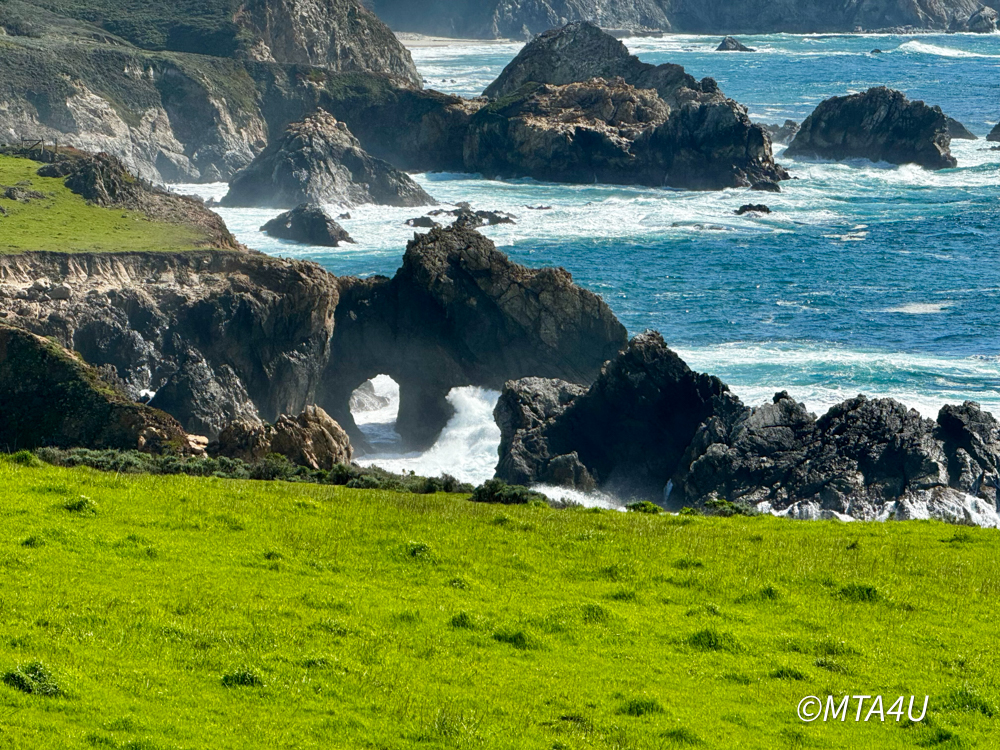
[
  {"xmin": 881, "ymin": 302, "xmax": 954, "ymax": 315},
  {"xmin": 896, "ymin": 40, "xmax": 1000, "ymax": 59}
]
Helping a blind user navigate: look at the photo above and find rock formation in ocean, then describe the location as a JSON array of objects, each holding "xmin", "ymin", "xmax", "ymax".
[
  {"xmin": 0, "ymin": 0, "xmax": 420, "ymax": 183},
  {"xmin": 0, "ymin": 225, "xmax": 626, "ymax": 451},
  {"xmin": 762, "ymin": 120, "xmax": 800, "ymax": 145},
  {"xmin": 473, "ymin": 23, "xmax": 787, "ymax": 191},
  {"xmin": 0, "ymin": 323, "xmax": 197, "ymax": 454},
  {"xmin": 494, "ymin": 335, "xmax": 1000, "ymax": 525},
  {"xmin": 222, "ymin": 111, "xmax": 434, "ymax": 208},
  {"xmin": 215, "ymin": 405, "xmax": 353, "ymax": 470},
  {"xmin": 261, "ymin": 204, "xmax": 355, "ymax": 246},
  {"xmin": 323, "ymin": 225, "xmax": 629, "ymax": 450},
  {"xmin": 370, "ymin": 0, "xmax": 997, "ymax": 37},
  {"xmin": 786, "ymin": 87, "xmax": 957, "ymax": 170},
  {"xmin": 946, "ymin": 117, "xmax": 978, "ymax": 140},
  {"xmin": 716, "ymin": 36, "xmax": 754, "ymax": 51},
  {"xmin": 988, "ymin": 122, "xmax": 1000, "ymax": 142}
]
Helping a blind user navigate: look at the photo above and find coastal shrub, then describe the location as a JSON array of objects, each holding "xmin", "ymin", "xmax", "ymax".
[
  {"xmin": 249, "ymin": 454, "xmax": 298, "ymax": 482},
  {"xmin": 9, "ymin": 450, "xmax": 43, "ymax": 468},
  {"xmin": 470, "ymin": 479, "xmax": 547, "ymax": 505},
  {"xmin": 2, "ymin": 661, "xmax": 62, "ymax": 696},
  {"xmin": 626, "ymin": 501, "xmax": 662, "ymax": 514},
  {"xmin": 702, "ymin": 497, "xmax": 757, "ymax": 517}
]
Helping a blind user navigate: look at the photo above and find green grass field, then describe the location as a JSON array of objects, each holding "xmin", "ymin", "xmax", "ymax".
[
  {"xmin": 0, "ymin": 454, "xmax": 998, "ymax": 749},
  {"xmin": 0, "ymin": 156, "xmax": 204, "ymax": 254}
]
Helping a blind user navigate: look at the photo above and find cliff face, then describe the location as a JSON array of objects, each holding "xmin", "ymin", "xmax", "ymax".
[
  {"xmin": 371, "ymin": 0, "xmax": 997, "ymax": 36},
  {"xmin": 0, "ymin": 226, "xmax": 627, "ymax": 450}
]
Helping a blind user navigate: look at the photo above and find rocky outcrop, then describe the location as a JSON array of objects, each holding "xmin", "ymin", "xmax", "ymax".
[
  {"xmin": 988, "ymin": 122, "xmax": 1000, "ymax": 143},
  {"xmin": 261, "ymin": 203, "xmax": 354, "ymax": 246},
  {"xmin": 786, "ymin": 87, "xmax": 957, "ymax": 170},
  {"xmin": 222, "ymin": 111, "xmax": 434, "ymax": 208},
  {"xmin": 736, "ymin": 204, "xmax": 770, "ymax": 215},
  {"xmin": 0, "ymin": 323, "xmax": 195, "ymax": 454},
  {"xmin": 762, "ymin": 120, "xmax": 800, "ymax": 145},
  {"xmin": 372, "ymin": 0, "xmax": 998, "ymax": 37},
  {"xmin": 236, "ymin": 0, "xmax": 421, "ymax": 86},
  {"xmin": 1, "ymin": 225, "xmax": 627, "ymax": 451},
  {"xmin": 494, "ymin": 332, "xmax": 729, "ymax": 498},
  {"xmin": 0, "ymin": 251, "xmax": 341, "ymax": 440},
  {"xmin": 494, "ymin": 338, "xmax": 1000, "ymax": 525},
  {"xmin": 946, "ymin": 117, "xmax": 977, "ymax": 140},
  {"xmin": 716, "ymin": 36, "xmax": 754, "ymax": 51},
  {"xmin": 323, "ymin": 225, "xmax": 628, "ymax": 451},
  {"xmin": 216, "ymin": 405, "xmax": 352, "ymax": 470},
  {"xmin": 472, "ymin": 24, "xmax": 786, "ymax": 191}
]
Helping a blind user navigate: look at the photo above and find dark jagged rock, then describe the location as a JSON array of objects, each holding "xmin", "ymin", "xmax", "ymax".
[
  {"xmin": 736, "ymin": 204, "xmax": 770, "ymax": 215},
  {"xmin": 494, "ymin": 332, "xmax": 729, "ymax": 498},
  {"xmin": 215, "ymin": 405, "xmax": 352, "ymax": 470},
  {"xmin": 988, "ymin": 122, "xmax": 1000, "ymax": 143},
  {"xmin": 751, "ymin": 181, "xmax": 781, "ymax": 193},
  {"xmin": 221, "ymin": 110, "xmax": 435, "ymax": 208},
  {"xmin": 496, "ymin": 342, "xmax": 1000, "ymax": 523},
  {"xmin": 762, "ymin": 120, "xmax": 800, "ymax": 145},
  {"xmin": 2, "ymin": 226, "xmax": 627, "ymax": 454},
  {"xmin": 786, "ymin": 87, "xmax": 957, "ymax": 170},
  {"xmin": 946, "ymin": 117, "xmax": 978, "ymax": 140},
  {"xmin": 473, "ymin": 24, "xmax": 786, "ymax": 191},
  {"xmin": 0, "ymin": 323, "xmax": 197, "ymax": 454},
  {"xmin": 716, "ymin": 36, "xmax": 754, "ymax": 51},
  {"xmin": 261, "ymin": 203, "xmax": 355, "ymax": 246},
  {"xmin": 406, "ymin": 216, "xmax": 440, "ymax": 229},
  {"xmin": 871, "ymin": 49, "xmax": 883, "ymax": 54},
  {"xmin": 419, "ymin": 203, "xmax": 518, "ymax": 228},
  {"xmin": 323, "ymin": 224, "xmax": 628, "ymax": 451}
]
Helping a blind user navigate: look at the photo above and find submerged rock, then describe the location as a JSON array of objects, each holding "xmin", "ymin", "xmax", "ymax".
[
  {"xmin": 261, "ymin": 203, "xmax": 355, "ymax": 246},
  {"xmin": 222, "ymin": 111, "xmax": 435, "ymax": 209},
  {"xmin": 0, "ymin": 323, "xmax": 193, "ymax": 454},
  {"xmin": 946, "ymin": 117, "xmax": 977, "ymax": 140},
  {"xmin": 736, "ymin": 204, "xmax": 770, "ymax": 215},
  {"xmin": 716, "ymin": 36, "xmax": 754, "ymax": 52},
  {"xmin": 786, "ymin": 87, "xmax": 957, "ymax": 170}
]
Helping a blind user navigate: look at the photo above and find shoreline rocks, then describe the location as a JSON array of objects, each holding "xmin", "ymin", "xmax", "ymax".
[
  {"xmin": 261, "ymin": 203, "xmax": 355, "ymax": 246},
  {"xmin": 786, "ymin": 87, "xmax": 957, "ymax": 170},
  {"xmin": 716, "ymin": 36, "xmax": 754, "ymax": 52},
  {"xmin": 762, "ymin": 120, "xmax": 800, "ymax": 145},
  {"xmin": 215, "ymin": 405, "xmax": 352, "ymax": 470},
  {"xmin": 222, "ymin": 111, "xmax": 435, "ymax": 209},
  {"xmin": 988, "ymin": 122, "xmax": 1000, "ymax": 143}
]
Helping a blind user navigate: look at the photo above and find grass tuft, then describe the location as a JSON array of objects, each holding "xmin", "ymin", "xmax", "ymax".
[
  {"xmin": 687, "ymin": 628, "xmax": 740, "ymax": 653},
  {"xmin": 617, "ymin": 696, "xmax": 664, "ymax": 717},
  {"xmin": 221, "ymin": 667, "xmax": 263, "ymax": 688},
  {"xmin": 2, "ymin": 661, "xmax": 62, "ymax": 696},
  {"xmin": 839, "ymin": 583, "xmax": 882, "ymax": 603}
]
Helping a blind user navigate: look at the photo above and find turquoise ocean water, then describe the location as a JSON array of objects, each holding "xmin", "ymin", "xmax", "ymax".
[{"xmin": 176, "ymin": 33, "xmax": 1000, "ymax": 485}]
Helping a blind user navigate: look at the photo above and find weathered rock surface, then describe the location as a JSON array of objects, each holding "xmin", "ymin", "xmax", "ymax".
[
  {"xmin": 473, "ymin": 24, "xmax": 786, "ymax": 191},
  {"xmin": 495, "ymin": 332, "xmax": 728, "ymax": 498},
  {"xmin": 324, "ymin": 224, "xmax": 628, "ymax": 450},
  {"xmin": 222, "ymin": 111, "xmax": 434, "ymax": 208},
  {"xmin": 373, "ymin": 0, "xmax": 998, "ymax": 37},
  {"xmin": 216, "ymin": 405, "xmax": 352, "ymax": 470},
  {"xmin": 261, "ymin": 203, "xmax": 354, "ymax": 246},
  {"xmin": 762, "ymin": 120, "xmax": 800, "ymax": 145},
  {"xmin": 717, "ymin": 36, "xmax": 754, "ymax": 51},
  {"xmin": 1, "ymin": 225, "xmax": 627, "ymax": 452},
  {"xmin": 946, "ymin": 117, "xmax": 977, "ymax": 140},
  {"xmin": 495, "ymin": 338, "xmax": 1000, "ymax": 525},
  {"xmin": 786, "ymin": 87, "xmax": 957, "ymax": 169},
  {"xmin": 0, "ymin": 323, "xmax": 193, "ymax": 453}
]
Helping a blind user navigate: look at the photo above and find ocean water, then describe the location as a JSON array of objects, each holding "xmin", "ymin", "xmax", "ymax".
[{"xmin": 175, "ymin": 33, "xmax": 1000, "ymax": 488}]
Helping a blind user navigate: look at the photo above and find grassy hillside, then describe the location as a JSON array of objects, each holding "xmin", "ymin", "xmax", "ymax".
[
  {"xmin": 0, "ymin": 454, "xmax": 998, "ymax": 748},
  {"xmin": 0, "ymin": 155, "xmax": 207, "ymax": 253}
]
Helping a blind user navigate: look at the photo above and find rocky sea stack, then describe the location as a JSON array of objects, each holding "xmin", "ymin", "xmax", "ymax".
[
  {"xmin": 786, "ymin": 87, "xmax": 957, "ymax": 169},
  {"xmin": 495, "ymin": 334, "xmax": 1000, "ymax": 524},
  {"xmin": 473, "ymin": 23, "xmax": 787, "ymax": 190},
  {"xmin": 261, "ymin": 204, "xmax": 355, "ymax": 246},
  {"xmin": 716, "ymin": 36, "xmax": 754, "ymax": 52},
  {"xmin": 222, "ymin": 111, "xmax": 435, "ymax": 208},
  {"xmin": 989, "ymin": 122, "xmax": 1000, "ymax": 142}
]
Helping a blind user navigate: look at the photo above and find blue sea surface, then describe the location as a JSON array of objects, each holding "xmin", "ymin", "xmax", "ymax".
[{"xmin": 179, "ymin": 33, "xmax": 1000, "ymax": 420}]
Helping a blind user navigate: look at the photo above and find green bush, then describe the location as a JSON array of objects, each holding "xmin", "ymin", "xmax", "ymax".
[
  {"xmin": 471, "ymin": 479, "xmax": 547, "ymax": 505},
  {"xmin": 626, "ymin": 501, "xmax": 662, "ymax": 514},
  {"xmin": 2, "ymin": 661, "xmax": 62, "ymax": 696},
  {"xmin": 9, "ymin": 450, "xmax": 43, "ymax": 468}
]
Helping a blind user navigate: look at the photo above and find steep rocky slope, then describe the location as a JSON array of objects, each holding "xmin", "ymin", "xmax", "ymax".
[
  {"xmin": 371, "ymin": 0, "xmax": 997, "ymax": 36},
  {"xmin": 0, "ymin": 226, "xmax": 627, "ymax": 450}
]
